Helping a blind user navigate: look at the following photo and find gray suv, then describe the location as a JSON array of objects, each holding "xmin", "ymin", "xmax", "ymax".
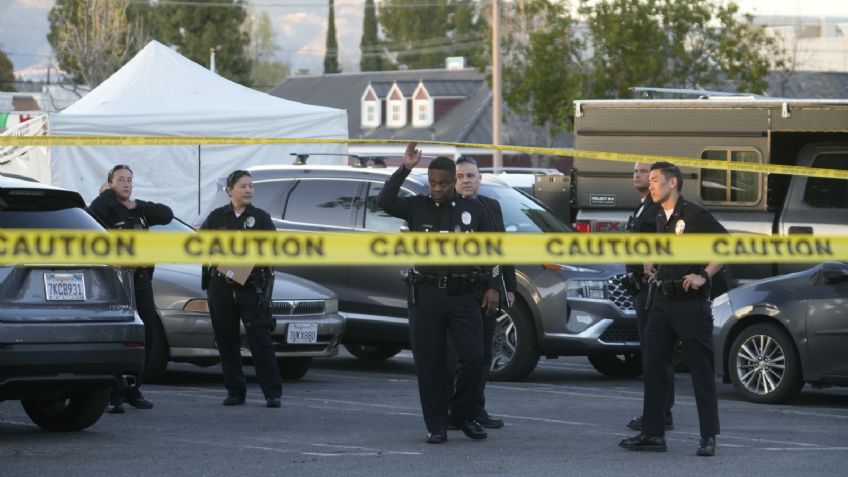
[
  {"xmin": 0, "ymin": 175, "xmax": 145, "ymax": 430},
  {"xmin": 199, "ymin": 165, "xmax": 639, "ymax": 381}
]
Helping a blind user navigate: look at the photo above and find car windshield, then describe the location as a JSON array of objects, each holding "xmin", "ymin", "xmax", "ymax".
[{"xmin": 479, "ymin": 183, "xmax": 573, "ymax": 233}]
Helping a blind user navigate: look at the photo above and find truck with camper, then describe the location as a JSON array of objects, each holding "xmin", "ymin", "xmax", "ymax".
[{"xmin": 569, "ymin": 94, "xmax": 848, "ymax": 284}]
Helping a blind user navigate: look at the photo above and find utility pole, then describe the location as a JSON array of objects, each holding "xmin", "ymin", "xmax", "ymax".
[{"xmin": 492, "ymin": 0, "xmax": 502, "ymax": 170}]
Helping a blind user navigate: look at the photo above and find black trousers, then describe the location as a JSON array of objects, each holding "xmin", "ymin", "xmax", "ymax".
[
  {"xmin": 642, "ymin": 293, "xmax": 719, "ymax": 437},
  {"xmin": 447, "ymin": 306, "xmax": 495, "ymax": 419},
  {"xmin": 410, "ymin": 284, "xmax": 483, "ymax": 434},
  {"xmin": 207, "ymin": 275, "xmax": 282, "ymax": 400},
  {"xmin": 112, "ymin": 269, "xmax": 157, "ymax": 404},
  {"xmin": 633, "ymin": 286, "xmax": 674, "ymax": 421}
]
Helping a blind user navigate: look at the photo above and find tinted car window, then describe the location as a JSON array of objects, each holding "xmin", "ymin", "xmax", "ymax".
[
  {"xmin": 479, "ymin": 183, "xmax": 574, "ymax": 232},
  {"xmin": 362, "ymin": 182, "xmax": 414, "ymax": 232},
  {"xmin": 804, "ymin": 153, "xmax": 848, "ymax": 209},
  {"xmin": 283, "ymin": 179, "xmax": 358, "ymax": 227},
  {"xmin": 0, "ymin": 208, "xmax": 104, "ymax": 229}
]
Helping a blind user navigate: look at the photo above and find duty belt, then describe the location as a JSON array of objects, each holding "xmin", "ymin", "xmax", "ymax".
[
  {"xmin": 417, "ymin": 273, "xmax": 477, "ymax": 294},
  {"xmin": 652, "ymin": 279, "xmax": 708, "ymax": 301},
  {"xmin": 212, "ymin": 269, "xmax": 254, "ymax": 287}
]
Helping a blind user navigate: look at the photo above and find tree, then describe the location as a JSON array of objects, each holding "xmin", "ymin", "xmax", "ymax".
[
  {"xmin": 0, "ymin": 47, "xmax": 15, "ymax": 92},
  {"xmin": 378, "ymin": 0, "xmax": 484, "ymax": 69},
  {"xmin": 359, "ymin": 0, "xmax": 384, "ymax": 71},
  {"xmin": 499, "ymin": 0, "xmax": 584, "ymax": 142},
  {"xmin": 324, "ymin": 0, "xmax": 341, "ymax": 74},
  {"xmin": 579, "ymin": 0, "xmax": 785, "ymax": 98},
  {"xmin": 150, "ymin": 0, "xmax": 252, "ymax": 85},
  {"xmin": 47, "ymin": 0, "xmax": 149, "ymax": 88},
  {"xmin": 244, "ymin": 11, "xmax": 289, "ymax": 90}
]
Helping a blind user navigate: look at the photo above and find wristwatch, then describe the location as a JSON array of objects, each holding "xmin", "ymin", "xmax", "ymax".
[{"xmin": 698, "ymin": 270, "xmax": 712, "ymax": 287}]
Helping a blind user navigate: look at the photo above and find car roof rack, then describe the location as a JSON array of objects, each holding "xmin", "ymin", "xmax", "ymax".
[{"xmin": 630, "ymin": 86, "xmax": 764, "ymax": 100}]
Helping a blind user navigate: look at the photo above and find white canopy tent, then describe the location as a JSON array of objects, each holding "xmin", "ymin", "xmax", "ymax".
[{"xmin": 43, "ymin": 40, "xmax": 348, "ymax": 220}]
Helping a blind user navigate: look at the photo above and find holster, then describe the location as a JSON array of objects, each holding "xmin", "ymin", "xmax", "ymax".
[
  {"xmin": 622, "ymin": 272, "xmax": 643, "ymax": 297},
  {"xmin": 252, "ymin": 267, "xmax": 276, "ymax": 332},
  {"xmin": 401, "ymin": 268, "xmax": 417, "ymax": 307}
]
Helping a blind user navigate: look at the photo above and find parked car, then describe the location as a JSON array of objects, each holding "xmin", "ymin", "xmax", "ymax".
[
  {"xmin": 146, "ymin": 218, "xmax": 345, "ymax": 381},
  {"xmin": 198, "ymin": 165, "xmax": 639, "ymax": 381},
  {"xmin": 712, "ymin": 261, "xmax": 848, "ymax": 403},
  {"xmin": 0, "ymin": 174, "xmax": 145, "ymax": 431}
]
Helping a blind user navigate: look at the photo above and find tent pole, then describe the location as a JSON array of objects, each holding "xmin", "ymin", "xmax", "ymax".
[{"xmin": 197, "ymin": 144, "xmax": 201, "ymax": 216}]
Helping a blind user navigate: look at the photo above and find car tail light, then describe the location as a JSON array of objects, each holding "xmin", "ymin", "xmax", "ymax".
[{"xmin": 574, "ymin": 221, "xmax": 591, "ymax": 233}]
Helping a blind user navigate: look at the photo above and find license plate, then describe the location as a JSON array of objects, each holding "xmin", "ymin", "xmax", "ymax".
[
  {"xmin": 44, "ymin": 272, "xmax": 86, "ymax": 301},
  {"xmin": 287, "ymin": 323, "xmax": 318, "ymax": 344}
]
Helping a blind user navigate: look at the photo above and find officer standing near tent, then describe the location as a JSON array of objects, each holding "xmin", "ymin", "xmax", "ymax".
[
  {"xmin": 90, "ymin": 164, "xmax": 173, "ymax": 414},
  {"xmin": 378, "ymin": 143, "xmax": 501, "ymax": 444},
  {"xmin": 199, "ymin": 170, "xmax": 282, "ymax": 408}
]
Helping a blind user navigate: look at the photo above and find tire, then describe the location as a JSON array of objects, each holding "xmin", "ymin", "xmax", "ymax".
[
  {"xmin": 21, "ymin": 386, "xmax": 110, "ymax": 431},
  {"xmin": 344, "ymin": 344, "xmax": 403, "ymax": 361},
  {"xmin": 488, "ymin": 300, "xmax": 540, "ymax": 382},
  {"xmin": 728, "ymin": 323, "xmax": 804, "ymax": 404},
  {"xmin": 142, "ymin": 316, "xmax": 169, "ymax": 383},
  {"xmin": 278, "ymin": 357, "xmax": 313, "ymax": 380},
  {"xmin": 588, "ymin": 353, "xmax": 643, "ymax": 378}
]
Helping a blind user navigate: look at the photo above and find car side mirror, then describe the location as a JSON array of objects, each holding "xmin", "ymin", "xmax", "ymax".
[
  {"xmin": 821, "ymin": 264, "xmax": 848, "ymax": 285},
  {"xmin": 399, "ymin": 225, "xmax": 409, "ymax": 233}
]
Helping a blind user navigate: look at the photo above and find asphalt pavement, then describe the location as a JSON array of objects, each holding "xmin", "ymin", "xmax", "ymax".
[{"xmin": 2, "ymin": 352, "xmax": 847, "ymax": 476}]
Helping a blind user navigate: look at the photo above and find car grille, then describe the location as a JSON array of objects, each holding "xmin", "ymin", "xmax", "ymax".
[
  {"xmin": 607, "ymin": 274, "xmax": 635, "ymax": 311},
  {"xmin": 270, "ymin": 300, "xmax": 325, "ymax": 316},
  {"xmin": 599, "ymin": 322, "xmax": 640, "ymax": 343}
]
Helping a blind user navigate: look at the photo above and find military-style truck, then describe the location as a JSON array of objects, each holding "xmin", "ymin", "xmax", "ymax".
[{"xmin": 569, "ymin": 95, "xmax": 848, "ymax": 284}]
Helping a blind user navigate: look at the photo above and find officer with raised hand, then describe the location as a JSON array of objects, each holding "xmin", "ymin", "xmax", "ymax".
[
  {"xmin": 378, "ymin": 143, "xmax": 501, "ymax": 444},
  {"xmin": 199, "ymin": 170, "xmax": 282, "ymax": 409},
  {"xmin": 623, "ymin": 162, "xmax": 674, "ymax": 433},
  {"xmin": 90, "ymin": 164, "xmax": 173, "ymax": 414},
  {"xmin": 619, "ymin": 162, "xmax": 725, "ymax": 457},
  {"xmin": 448, "ymin": 156, "xmax": 515, "ymax": 430}
]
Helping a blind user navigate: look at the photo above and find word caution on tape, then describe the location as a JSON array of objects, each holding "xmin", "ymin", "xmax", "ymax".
[{"xmin": 0, "ymin": 230, "xmax": 846, "ymax": 266}]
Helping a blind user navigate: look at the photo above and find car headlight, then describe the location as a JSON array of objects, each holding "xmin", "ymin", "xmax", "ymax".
[
  {"xmin": 325, "ymin": 297, "xmax": 338, "ymax": 314},
  {"xmin": 566, "ymin": 280, "xmax": 609, "ymax": 299},
  {"xmin": 183, "ymin": 299, "xmax": 209, "ymax": 313}
]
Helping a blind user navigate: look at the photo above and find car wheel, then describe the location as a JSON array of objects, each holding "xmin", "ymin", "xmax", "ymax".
[
  {"xmin": 588, "ymin": 353, "xmax": 643, "ymax": 378},
  {"xmin": 344, "ymin": 344, "xmax": 403, "ymax": 361},
  {"xmin": 728, "ymin": 323, "xmax": 804, "ymax": 404},
  {"xmin": 142, "ymin": 316, "xmax": 169, "ymax": 383},
  {"xmin": 278, "ymin": 357, "xmax": 313, "ymax": 380},
  {"xmin": 21, "ymin": 386, "xmax": 110, "ymax": 431},
  {"xmin": 488, "ymin": 300, "xmax": 540, "ymax": 382}
]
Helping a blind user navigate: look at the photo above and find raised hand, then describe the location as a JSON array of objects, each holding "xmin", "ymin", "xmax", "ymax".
[{"xmin": 403, "ymin": 142, "xmax": 422, "ymax": 170}]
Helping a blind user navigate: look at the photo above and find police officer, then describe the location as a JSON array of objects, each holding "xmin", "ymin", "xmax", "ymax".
[
  {"xmin": 199, "ymin": 170, "xmax": 282, "ymax": 408},
  {"xmin": 90, "ymin": 164, "xmax": 173, "ymax": 413},
  {"xmin": 624, "ymin": 162, "xmax": 674, "ymax": 432},
  {"xmin": 447, "ymin": 156, "xmax": 516, "ymax": 430},
  {"xmin": 619, "ymin": 162, "xmax": 725, "ymax": 457},
  {"xmin": 378, "ymin": 143, "xmax": 501, "ymax": 444}
]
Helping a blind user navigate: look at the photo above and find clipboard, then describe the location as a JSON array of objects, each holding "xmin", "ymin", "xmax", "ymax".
[{"xmin": 218, "ymin": 264, "xmax": 254, "ymax": 285}]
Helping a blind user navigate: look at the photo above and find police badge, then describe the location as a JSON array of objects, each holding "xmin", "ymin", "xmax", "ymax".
[
  {"xmin": 245, "ymin": 216, "xmax": 255, "ymax": 228},
  {"xmin": 674, "ymin": 220, "xmax": 686, "ymax": 235},
  {"xmin": 461, "ymin": 211, "xmax": 472, "ymax": 225}
]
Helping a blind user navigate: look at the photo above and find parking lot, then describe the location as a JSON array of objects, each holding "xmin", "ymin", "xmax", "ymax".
[{"xmin": 2, "ymin": 352, "xmax": 848, "ymax": 477}]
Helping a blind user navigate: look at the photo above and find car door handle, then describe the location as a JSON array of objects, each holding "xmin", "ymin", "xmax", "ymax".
[{"xmin": 788, "ymin": 226, "xmax": 813, "ymax": 234}]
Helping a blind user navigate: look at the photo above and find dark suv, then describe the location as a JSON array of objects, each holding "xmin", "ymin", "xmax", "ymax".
[
  {"xmin": 199, "ymin": 165, "xmax": 639, "ymax": 381},
  {"xmin": 0, "ymin": 175, "xmax": 145, "ymax": 431}
]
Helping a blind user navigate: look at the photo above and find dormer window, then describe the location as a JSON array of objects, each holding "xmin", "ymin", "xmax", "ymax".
[
  {"xmin": 360, "ymin": 85, "xmax": 381, "ymax": 129},
  {"xmin": 412, "ymin": 82, "xmax": 433, "ymax": 128},
  {"xmin": 386, "ymin": 83, "xmax": 407, "ymax": 128}
]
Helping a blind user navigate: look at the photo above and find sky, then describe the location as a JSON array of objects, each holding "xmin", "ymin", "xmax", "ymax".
[{"xmin": 2, "ymin": 0, "xmax": 848, "ymax": 81}]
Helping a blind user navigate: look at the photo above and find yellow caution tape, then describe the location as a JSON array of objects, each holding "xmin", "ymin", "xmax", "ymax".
[
  {"xmin": 1, "ymin": 230, "xmax": 846, "ymax": 266},
  {"xmin": 0, "ymin": 136, "xmax": 846, "ymax": 180}
]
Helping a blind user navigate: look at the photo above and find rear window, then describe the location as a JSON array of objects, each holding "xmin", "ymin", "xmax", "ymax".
[
  {"xmin": 0, "ymin": 189, "xmax": 102, "ymax": 230},
  {"xmin": 803, "ymin": 153, "xmax": 848, "ymax": 209}
]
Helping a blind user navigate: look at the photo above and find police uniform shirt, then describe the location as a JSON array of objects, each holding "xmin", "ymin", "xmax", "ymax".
[
  {"xmin": 89, "ymin": 188, "xmax": 174, "ymax": 230},
  {"xmin": 655, "ymin": 198, "xmax": 727, "ymax": 281},
  {"xmin": 625, "ymin": 195, "xmax": 661, "ymax": 275},
  {"xmin": 200, "ymin": 203, "xmax": 275, "ymax": 233},
  {"xmin": 377, "ymin": 166, "xmax": 499, "ymax": 281}
]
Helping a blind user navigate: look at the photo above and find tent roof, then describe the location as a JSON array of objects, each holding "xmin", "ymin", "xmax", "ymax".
[{"xmin": 53, "ymin": 40, "xmax": 346, "ymax": 136}]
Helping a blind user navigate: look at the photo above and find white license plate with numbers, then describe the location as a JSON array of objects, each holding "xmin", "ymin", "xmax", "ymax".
[
  {"xmin": 44, "ymin": 273, "xmax": 86, "ymax": 301},
  {"xmin": 287, "ymin": 323, "xmax": 318, "ymax": 344}
]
